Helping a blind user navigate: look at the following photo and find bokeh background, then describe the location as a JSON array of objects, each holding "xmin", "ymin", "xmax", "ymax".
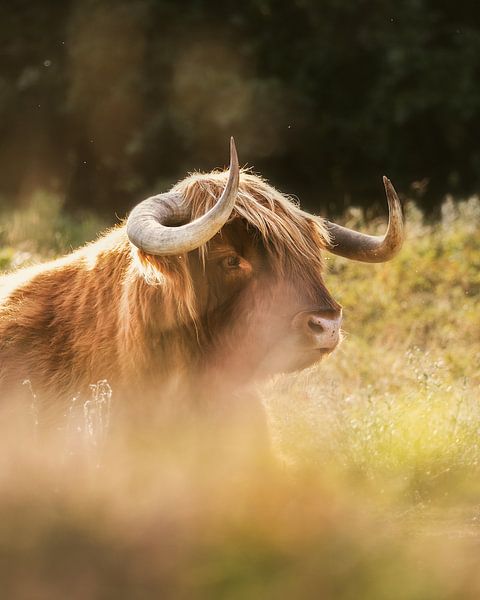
[{"xmin": 2, "ymin": 0, "xmax": 480, "ymax": 218}]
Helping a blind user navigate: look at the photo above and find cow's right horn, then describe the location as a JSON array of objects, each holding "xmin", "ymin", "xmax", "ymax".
[
  {"xmin": 127, "ymin": 137, "xmax": 239, "ymax": 256},
  {"xmin": 324, "ymin": 176, "xmax": 404, "ymax": 263}
]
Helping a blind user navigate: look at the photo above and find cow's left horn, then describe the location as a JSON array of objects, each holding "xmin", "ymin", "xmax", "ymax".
[
  {"xmin": 324, "ymin": 177, "xmax": 404, "ymax": 262},
  {"xmin": 127, "ymin": 137, "xmax": 239, "ymax": 255}
]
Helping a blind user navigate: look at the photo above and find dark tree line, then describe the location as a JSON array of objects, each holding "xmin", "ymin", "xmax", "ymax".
[{"xmin": 1, "ymin": 0, "xmax": 480, "ymax": 217}]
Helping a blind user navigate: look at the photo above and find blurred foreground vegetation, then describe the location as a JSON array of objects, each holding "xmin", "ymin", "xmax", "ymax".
[{"xmin": 0, "ymin": 195, "xmax": 479, "ymax": 599}]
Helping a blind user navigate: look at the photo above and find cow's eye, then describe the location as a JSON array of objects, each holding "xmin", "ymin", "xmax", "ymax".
[{"xmin": 222, "ymin": 254, "xmax": 241, "ymax": 269}]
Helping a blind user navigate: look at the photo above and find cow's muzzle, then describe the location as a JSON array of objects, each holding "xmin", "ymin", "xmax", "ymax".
[{"xmin": 292, "ymin": 308, "xmax": 343, "ymax": 353}]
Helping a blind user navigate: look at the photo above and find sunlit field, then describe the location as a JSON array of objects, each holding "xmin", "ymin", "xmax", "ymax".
[{"xmin": 0, "ymin": 194, "xmax": 479, "ymax": 599}]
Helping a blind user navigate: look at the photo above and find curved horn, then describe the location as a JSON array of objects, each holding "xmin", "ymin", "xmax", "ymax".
[
  {"xmin": 127, "ymin": 137, "xmax": 239, "ymax": 256},
  {"xmin": 324, "ymin": 177, "xmax": 404, "ymax": 263}
]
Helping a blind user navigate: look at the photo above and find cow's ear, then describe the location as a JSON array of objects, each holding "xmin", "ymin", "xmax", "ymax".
[{"xmin": 132, "ymin": 248, "xmax": 183, "ymax": 285}]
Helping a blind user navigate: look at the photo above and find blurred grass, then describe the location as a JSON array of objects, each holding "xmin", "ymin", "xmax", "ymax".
[
  {"xmin": 0, "ymin": 190, "xmax": 107, "ymax": 268},
  {"xmin": 1, "ymin": 192, "xmax": 480, "ymax": 598}
]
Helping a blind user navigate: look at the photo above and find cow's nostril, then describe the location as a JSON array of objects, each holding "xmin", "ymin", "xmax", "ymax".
[{"xmin": 307, "ymin": 317, "xmax": 324, "ymax": 334}]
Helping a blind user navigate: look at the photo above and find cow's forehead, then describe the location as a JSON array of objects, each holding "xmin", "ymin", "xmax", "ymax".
[
  {"xmin": 208, "ymin": 219, "xmax": 262, "ymax": 257},
  {"xmin": 175, "ymin": 169, "xmax": 329, "ymax": 270}
]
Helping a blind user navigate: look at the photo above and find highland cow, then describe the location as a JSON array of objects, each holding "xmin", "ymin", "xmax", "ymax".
[{"xmin": 0, "ymin": 139, "xmax": 403, "ymax": 411}]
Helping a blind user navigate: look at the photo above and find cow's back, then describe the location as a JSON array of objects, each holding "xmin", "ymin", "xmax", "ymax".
[{"xmin": 0, "ymin": 229, "xmax": 131, "ymax": 404}]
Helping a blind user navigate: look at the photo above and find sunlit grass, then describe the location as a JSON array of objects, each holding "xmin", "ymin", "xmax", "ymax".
[
  {"xmin": 0, "ymin": 193, "xmax": 479, "ymax": 598},
  {"xmin": 266, "ymin": 198, "xmax": 480, "ymax": 509},
  {"xmin": 0, "ymin": 190, "xmax": 106, "ymax": 265}
]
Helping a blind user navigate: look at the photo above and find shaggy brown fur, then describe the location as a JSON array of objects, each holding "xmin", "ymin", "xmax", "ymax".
[{"xmin": 0, "ymin": 169, "xmax": 340, "ymax": 408}]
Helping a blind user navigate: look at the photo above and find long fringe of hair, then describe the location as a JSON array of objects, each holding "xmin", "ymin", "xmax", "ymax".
[{"xmin": 135, "ymin": 169, "xmax": 332, "ymax": 325}]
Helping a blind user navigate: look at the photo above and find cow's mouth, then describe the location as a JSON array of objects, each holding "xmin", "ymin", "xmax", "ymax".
[
  {"xmin": 284, "ymin": 347, "xmax": 333, "ymax": 373},
  {"xmin": 257, "ymin": 344, "xmax": 334, "ymax": 377}
]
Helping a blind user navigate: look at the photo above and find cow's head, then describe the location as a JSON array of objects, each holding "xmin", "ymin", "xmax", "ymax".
[{"xmin": 127, "ymin": 139, "xmax": 404, "ymax": 379}]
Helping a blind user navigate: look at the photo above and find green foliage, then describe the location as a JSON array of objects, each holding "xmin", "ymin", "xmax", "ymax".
[
  {"xmin": 0, "ymin": 247, "xmax": 16, "ymax": 271},
  {"xmin": 0, "ymin": 190, "xmax": 106, "ymax": 268},
  {"xmin": 1, "ymin": 1, "xmax": 480, "ymax": 215}
]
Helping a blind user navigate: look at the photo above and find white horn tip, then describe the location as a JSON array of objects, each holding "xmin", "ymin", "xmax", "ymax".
[{"xmin": 230, "ymin": 137, "xmax": 238, "ymax": 167}]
